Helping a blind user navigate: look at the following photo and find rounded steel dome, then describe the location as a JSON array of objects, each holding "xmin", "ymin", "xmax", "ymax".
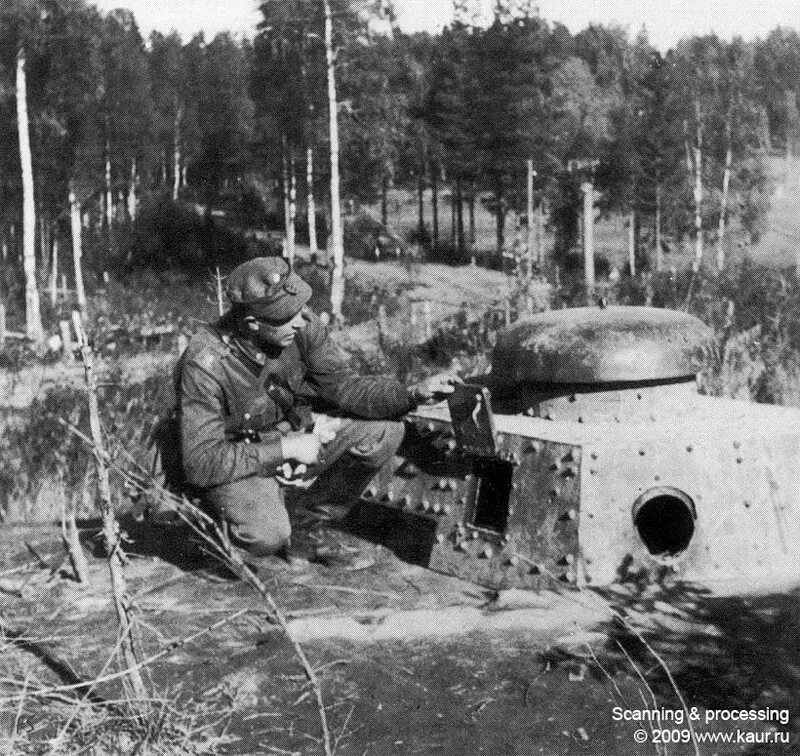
[{"xmin": 491, "ymin": 306, "xmax": 712, "ymax": 385}]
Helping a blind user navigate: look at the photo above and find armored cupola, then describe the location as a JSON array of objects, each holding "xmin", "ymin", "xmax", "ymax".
[{"xmin": 490, "ymin": 306, "xmax": 713, "ymax": 423}]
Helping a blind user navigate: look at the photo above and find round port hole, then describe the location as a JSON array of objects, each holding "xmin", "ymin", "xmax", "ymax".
[{"xmin": 632, "ymin": 487, "xmax": 696, "ymax": 561}]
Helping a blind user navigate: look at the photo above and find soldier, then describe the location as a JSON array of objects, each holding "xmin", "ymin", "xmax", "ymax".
[{"xmin": 174, "ymin": 257, "xmax": 457, "ymax": 566}]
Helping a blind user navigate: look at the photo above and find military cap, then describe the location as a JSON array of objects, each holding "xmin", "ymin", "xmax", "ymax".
[{"xmin": 226, "ymin": 257, "xmax": 312, "ymax": 321}]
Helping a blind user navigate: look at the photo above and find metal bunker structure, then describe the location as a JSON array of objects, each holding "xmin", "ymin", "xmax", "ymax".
[{"xmin": 351, "ymin": 306, "xmax": 800, "ymax": 589}]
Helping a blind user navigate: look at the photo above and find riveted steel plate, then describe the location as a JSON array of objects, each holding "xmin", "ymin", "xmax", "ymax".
[
  {"xmin": 448, "ymin": 384, "xmax": 497, "ymax": 456},
  {"xmin": 492, "ymin": 306, "xmax": 712, "ymax": 385}
]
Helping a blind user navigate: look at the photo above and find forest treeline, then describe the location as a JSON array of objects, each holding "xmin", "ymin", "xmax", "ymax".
[{"xmin": 2, "ymin": 0, "xmax": 800, "ymax": 305}]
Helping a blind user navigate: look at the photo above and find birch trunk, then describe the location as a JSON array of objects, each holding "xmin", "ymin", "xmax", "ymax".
[
  {"xmin": 417, "ymin": 170, "xmax": 425, "ymax": 242},
  {"xmin": 693, "ymin": 143, "xmax": 703, "ymax": 272},
  {"xmin": 582, "ymin": 181, "xmax": 595, "ymax": 297},
  {"xmin": 172, "ymin": 106, "xmax": 182, "ymax": 202},
  {"xmin": 716, "ymin": 122, "xmax": 733, "ymax": 271},
  {"xmin": 655, "ymin": 183, "xmax": 663, "ymax": 272},
  {"xmin": 105, "ymin": 140, "xmax": 113, "ymax": 229},
  {"xmin": 431, "ymin": 167, "xmax": 438, "ymax": 253},
  {"xmin": 50, "ymin": 237, "xmax": 58, "ymax": 308},
  {"xmin": 628, "ymin": 210, "xmax": 636, "ymax": 277},
  {"xmin": 127, "ymin": 159, "xmax": 137, "ymax": 221},
  {"xmin": 381, "ymin": 174, "xmax": 389, "ymax": 228},
  {"xmin": 288, "ymin": 146, "xmax": 297, "ymax": 269},
  {"xmin": 69, "ymin": 180, "xmax": 87, "ymax": 318},
  {"xmin": 692, "ymin": 106, "xmax": 703, "ymax": 272},
  {"xmin": 526, "ymin": 158, "xmax": 535, "ymax": 277},
  {"xmin": 324, "ymin": 0, "xmax": 345, "ymax": 321},
  {"xmin": 455, "ymin": 179, "xmax": 464, "ymax": 256},
  {"xmin": 16, "ymin": 49, "xmax": 43, "ymax": 342},
  {"xmin": 307, "ymin": 145, "xmax": 318, "ymax": 258}
]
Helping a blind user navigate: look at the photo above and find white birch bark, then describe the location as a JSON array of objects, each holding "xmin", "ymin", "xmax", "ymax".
[
  {"xmin": 307, "ymin": 145, "xmax": 318, "ymax": 258},
  {"xmin": 69, "ymin": 180, "xmax": 87, "ymax": 318},
  {"xmin": 324, "ymin": 0, "xmax": 345, "ymax": 321},
  {"xmin": 16, "ymin": 48, "xmax": 43, "ymax": 342}
]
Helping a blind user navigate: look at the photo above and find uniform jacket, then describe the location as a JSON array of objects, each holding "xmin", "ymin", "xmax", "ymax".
[{"xmin": 175, "ymin": 310, "xmax": 415, "ymax": 489}]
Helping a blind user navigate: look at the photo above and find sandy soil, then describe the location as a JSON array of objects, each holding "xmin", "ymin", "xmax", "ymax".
[{"xmin": 1, "ymin": 519, "xmax": 798, "ymax": 755}]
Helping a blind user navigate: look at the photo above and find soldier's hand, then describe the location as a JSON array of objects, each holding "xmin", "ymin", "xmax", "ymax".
[
  {"xmin": 280, "ymin": 432, "xmax": 322, "ymax": 465},
  {"xmin": 312, "ymin": 414, "xmax": 342, "ymax": 445},
  {"xmin": 276, "ymin": 461, "xmax": 317, "ymax": 489},
  {"xmin": 410, "ymin": 373, "xmax": 463, "ymax": 403}
]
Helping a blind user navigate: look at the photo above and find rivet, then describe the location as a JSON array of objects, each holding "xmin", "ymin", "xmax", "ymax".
[
  {"xmin": 385, "ymin": 491, "xmax": 394, "ymax": 502},
  {"xmin": 511, "ymin": 482, "xmax": 518, "ymax": 490},
  {"xmin": 447, "ymin": 439, "xmax": 457, "ymax": 451},
  {"xmin": 438, "ymin": 478, "xmax": 448, "ymax": 490},
  {"xmin": 471, "ymin": 531, "xmax": 479, "ymax": 540},
  {"xmin": 458, "ymin": 541, "xmax": 468, "ymax": 551},
  {"xmin": 421, "ymin": 499, "xmax": 430, "ymax": 511},
  {"xmin": 433, "ymin": 503, "xmax": 443, "ymax": 514},
  {"xmin": 508, "ymin": 556, "xmax": 519, "ymax": 566},
  {"xmin": 457, "ymin": 524, "xmax": 466, "ymax": 535},
  {"xmin": 736, "ymin": 457, "xmax": 743, "ymax": 464},
  {"xmin": 243, "ymin": 412, "xmax": 251, "ymax": 420},
  {"xmin": 507, "ymin": 507, "xmax": 514, "ymax": 516},
  {"xmin": 436, "ymin": 533, "xmax": 445, "ymax": 543},
  {"xmin": 426, "ymin": 422, "xmax": 436, "ymax": 433},
  {"xmin": 401, "ymin": 494, "xmax": 412, "ymax": 507},
  {"xmin": 567, "ymin": 508, "xmax": 577, "ymax": 521},
  {"xmin": 590, "ymin": 452, "xmax": 598, "ymax": 461},
  {"xmin": 442, "ymin": 504, "xmax": 452, "ymax": 515},
  {"xmin": 686, "ymin": 445, "xmax": 693, "ymax": 452},
  {"xmin": 565, "ymin": 572, "xmax": 576, "ymax": 584},
  {"xmin": 482, "ymin": 546, "xmax": 494, "ymax": 558},
  {"xmin": 525, "ymin": 407, "xmax": 536, "ymax": 417},
  {"xmin": 366, "ymin": 486, "xmax": 377, "ymax": 498},
  {"xmin": 447, "ymin": 480, "xmax": 458, "ymax": 492},
  {"xmin": 549, "ymin": 488, "xmax": 560, "ymax": 498},
  {"xmin": 638, "ymin": 449, "xmax": 645, "ymax": 456},
  {"xmin": 459, "ymin": 496, "xmax": 467, "ymax": 505},
  {"xmin": 589, "ymin": 469, "xmax": 596, "ymax": 475},
  {"xmin": 565, "ymin": 554, "xmax": 575, "ymax": 565}
]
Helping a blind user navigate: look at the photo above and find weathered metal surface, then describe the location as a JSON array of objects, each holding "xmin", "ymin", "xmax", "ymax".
[
  {"xmin": 447, "ymin": 384, "xmax": 497, "ymax": 456},
  {"xmin": 376, "ymin": 396, "xmax": 800, "ymax": 589},
  {"xmin": 492, "ymin": 380, "xmax": 701, "ymax": 423},
  {"xmin": 491, "ymin": 306, "xmax": 712, "ymax": 385}
]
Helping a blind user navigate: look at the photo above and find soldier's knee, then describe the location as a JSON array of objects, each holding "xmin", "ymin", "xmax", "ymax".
[
  {"xmin": 204, "ymin": 476, "xmax": 291, "ymax": 557},
  {"xmin": 348, "ymin": 421, "xmax": 405, "ymax": 468},
  {"xmin": 229, "ymin": 518, "xmax": 291, "ymax": 557}
]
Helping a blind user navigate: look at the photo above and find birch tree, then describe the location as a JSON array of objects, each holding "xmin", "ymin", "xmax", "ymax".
[{"xmin": 16, "ymin": 46, "xmax": 43, "ymax": 341}]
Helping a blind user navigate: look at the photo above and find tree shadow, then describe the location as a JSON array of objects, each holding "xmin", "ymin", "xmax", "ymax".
[{"xmin": 589, "ymin": 581, "xmax": 800, "ymax": 754}]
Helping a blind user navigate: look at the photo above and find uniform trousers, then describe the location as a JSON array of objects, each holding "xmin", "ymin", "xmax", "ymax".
[{"xmin": 202, "ymin": 418, "xmax": 405, "ymax": 556}]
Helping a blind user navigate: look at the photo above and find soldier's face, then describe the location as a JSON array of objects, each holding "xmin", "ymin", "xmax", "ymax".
[{"xmin": 244, "ymin": 309, "xmax": 307, "ymax": 348}]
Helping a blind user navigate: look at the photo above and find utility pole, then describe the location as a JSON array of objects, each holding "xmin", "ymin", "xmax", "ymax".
[{"xmin": 324, "ymin": 0, "xmax": 345, "ymax": 322}]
